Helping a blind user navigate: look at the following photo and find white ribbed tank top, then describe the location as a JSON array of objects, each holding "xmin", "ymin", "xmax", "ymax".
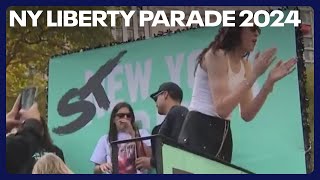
[{"xmin": 189, "ymin": 50, "xmax": 245, "ymax": 120}]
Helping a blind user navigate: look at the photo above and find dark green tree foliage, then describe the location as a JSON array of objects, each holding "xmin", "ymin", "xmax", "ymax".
[{"xmin": 6, "ymin": 6, "xmax": 127, "ymax": 115}]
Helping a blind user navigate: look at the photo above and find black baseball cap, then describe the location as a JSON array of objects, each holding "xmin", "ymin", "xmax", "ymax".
[{"xmin": 150, "ymin": 82, "xmax": 183, "ymax": 102}]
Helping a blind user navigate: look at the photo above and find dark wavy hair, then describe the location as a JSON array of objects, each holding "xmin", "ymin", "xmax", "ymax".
[
  {"xmin": 40, "ymin": 117, "xmax": 56, "ymax": 151},
  {"xmin": 108, "ymin": 102, "xmax": 137, "ymax": 143},
  {"xmin": 196, "ymin": 10, "xmax": 261, "ymax": 67}
]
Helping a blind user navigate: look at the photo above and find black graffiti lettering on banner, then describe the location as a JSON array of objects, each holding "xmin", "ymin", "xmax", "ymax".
[{"xmin": 53, "ymin": 50, "xmax": 128, "ymax": 135}]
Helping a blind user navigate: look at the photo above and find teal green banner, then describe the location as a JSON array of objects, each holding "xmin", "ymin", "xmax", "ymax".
[{"xmin": 49, "ymin": 22, "xmax": 305, "ymax": 174}]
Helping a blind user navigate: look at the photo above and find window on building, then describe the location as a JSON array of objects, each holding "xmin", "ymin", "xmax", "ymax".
[
  {"xmin": 127, "ymin": 29, "xmax": 134, "ymax": 41},
  {"xmin": 300, "ymin": 8, "xmax": 314, "ymax": 63},
  {"xmin": 111, "ymin": 28, "xmax": 123, "ymax": 42},
  {"xmin": 138, "ymin": 28, "xmax": 145, "ymax": 38},
  {"xmin": 304, "ymin": 50, "xmax": 314, "ymax": 63},
  {"xmin": 304, "ymin": 37, "xmax": 313, "ymax": 49},
  {"xmin": 116, "ymin": 30, "xmax": 123, "ymax": 42},
  {"xmin": 300, "ymin": 10, "xmax": 312, "ymax": 24}
]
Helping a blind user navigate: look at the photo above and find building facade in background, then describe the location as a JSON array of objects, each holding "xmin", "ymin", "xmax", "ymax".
[
  {"xmin": 112, "ymin": 6, "xmax": 314, "ymax": 63},
  {"xmin": 299, "ymin": 7, "xmax": 314, "ymax": 64}
]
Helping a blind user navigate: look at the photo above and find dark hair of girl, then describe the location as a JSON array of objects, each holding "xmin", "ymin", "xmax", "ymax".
[
  {"xmin": 40, "ymin": 117, "xmax": 56, "ymax": 151},
  {"xmin": 108, "ymin": 102, "xmax": 136, "ymax": 143},
  {"xmin": 195, "ymin": 10, "xmax": 261, "ymax": 72}
]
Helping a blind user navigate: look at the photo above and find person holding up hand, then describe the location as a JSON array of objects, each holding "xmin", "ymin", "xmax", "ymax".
[
  {"xmin": 90, "ymin": 102, "xmax": 152, "ymax": 174},
  {"xmin": 6, "ymin": 95, "xmax": 43, "ymax": 173},
  {"xmin": 178, "ymin": 10, "xmax": 297, "ymax": 163}
]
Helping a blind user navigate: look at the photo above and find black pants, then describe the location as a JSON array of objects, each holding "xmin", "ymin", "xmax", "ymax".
[{"xmin": 178, "ymin": 111, "xmax": 233, "ymax": 163}]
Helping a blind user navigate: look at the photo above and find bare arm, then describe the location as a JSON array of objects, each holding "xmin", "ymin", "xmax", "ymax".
[
  {"xmin": 94, "ymin": 163, "xmax": 112, "ymax": 174},
  {"xmin": 206, "ymin": 50, "xmax": 258, "ymax": 119},
  {"xmin": 239, "ymin": 61, "xmax": 274, "ymax": 122},
  {"xmin": 144, "ymin": 144, "xmax": 152, "ymax": 157},
  {"xmin": 136, "ymin": 141, "xmax": 152, "ymax": 157},
  {"xmin": 239, "ymin": 58, "xmax": 297, "ymax": 121}
]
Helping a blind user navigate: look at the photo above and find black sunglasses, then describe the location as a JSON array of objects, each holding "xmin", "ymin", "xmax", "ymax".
[
  {"xmin": 116, "ymin": 113, "xmax": 132, "ymax": 119},
  {"xmin": 154, "ymin": 91, "xmax": 165, "ymax": 98}
]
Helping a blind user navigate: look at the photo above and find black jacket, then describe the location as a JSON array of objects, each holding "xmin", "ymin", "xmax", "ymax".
[
  {"xmin": 150, "ymin": 105, "xmax": 189, "ymax": 169},
  {"xmin": 158, "ymin": 105, "xmax": 189, "ymax": 141},
  {"xmin": 6, "ymin": 119, "xmax": 65, "ymax": 174},
  {"xmin": 6, "ymin": 119, "xmax": 43, "ymax": 174}
]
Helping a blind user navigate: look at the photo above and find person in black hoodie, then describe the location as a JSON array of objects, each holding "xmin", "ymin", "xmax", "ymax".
[
  {"xmin": 6, "ymin": 95, "xmax": 42, "ymax": 174},
  {"xmin": 6, "ymin": 95, "xmax": 64, "ymax": 173},
  {"xmin": 20, "ymin": 117, "xmax": 65, "ymax": 173}
]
